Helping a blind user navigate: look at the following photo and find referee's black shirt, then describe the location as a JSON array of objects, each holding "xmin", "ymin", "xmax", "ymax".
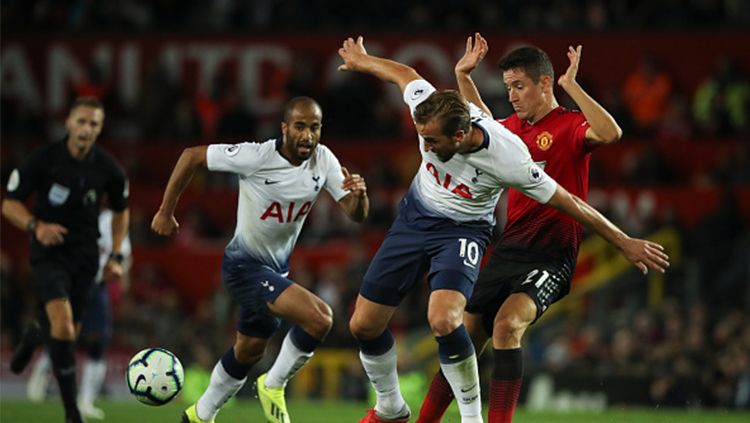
[{"xmin": 5, "ymin": 140, "xmax": 129, "ymax": 255}]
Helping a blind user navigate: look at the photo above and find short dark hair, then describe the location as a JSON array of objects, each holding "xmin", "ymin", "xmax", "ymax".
[
  {"xmin": 413, "ymin": 90, "xmax": 471, "ymax": 137},
  {"xmin": 70, "ymin": 97, "xmax": 104, "ymax": 113},
  {"xmin": 283, "ymin": 96, "xmax": 321, "ymax": 122},
  {"xmin": 498, "ymin": 46, "xmax": 554, "ymax": 84}
]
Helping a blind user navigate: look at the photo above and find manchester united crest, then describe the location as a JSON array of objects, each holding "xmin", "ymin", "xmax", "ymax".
[{"xmin": 536, "ymin": 131, "xmax": 554, "ymax": 151}]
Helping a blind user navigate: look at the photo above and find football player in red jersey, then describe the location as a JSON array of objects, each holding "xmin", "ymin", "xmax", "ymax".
[{"xmin": 417, "ymin": 33, "xmax": 625, "ymax": 423}]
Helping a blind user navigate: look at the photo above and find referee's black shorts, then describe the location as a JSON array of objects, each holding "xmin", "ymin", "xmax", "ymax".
[
  {"xmin": 465, "ymin": 254, "xmax": 575, "ymax": 336},
  {"xmin": 31, "ymin": 246, "xmax": 98, "ymax": 323}
]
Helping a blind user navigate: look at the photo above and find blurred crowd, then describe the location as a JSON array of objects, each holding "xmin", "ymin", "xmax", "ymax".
[{"xmin": 2, "ymin": 0, "xmax": 749, "ymax": 32}]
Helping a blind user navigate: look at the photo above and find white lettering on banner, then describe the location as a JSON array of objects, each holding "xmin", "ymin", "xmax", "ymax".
[
  {"xmin": 186, "ymin": 45, "xmax": 234, "ymax": 93},
  {"xmin": 119, "ymin": 44, "xmax": 140, "ymax": 108},
  {"xmin": 48, "ymin": 46, "xmax": 86, "ymax": 112},
  {"xmin": 237, "ymin": 45, "xmax": 292, "ymax": 112},
  {"xmin": 0, "ymin": 45, "xmax": 41, "ymax": 111},
  {"xmin": 1, "ymin": 40, "xmax": 485, "ymax": 118}
]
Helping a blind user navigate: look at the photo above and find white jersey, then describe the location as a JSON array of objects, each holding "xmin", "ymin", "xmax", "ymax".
[
  {"xmin": 207, "ymin": 139, "xmax": 348, "ymax": 271},
  {"xmin": 403, "ymin": 79, "xmax": 557, "ymax": 224},
  {"xmin": 96, "ymin": 209, "xmax": 132, "ymax": 283}
]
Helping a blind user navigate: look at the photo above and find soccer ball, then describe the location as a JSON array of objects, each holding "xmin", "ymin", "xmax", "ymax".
[{"xmin": 126, "ymin": 347, "xmax": 184, "ymax": 406}]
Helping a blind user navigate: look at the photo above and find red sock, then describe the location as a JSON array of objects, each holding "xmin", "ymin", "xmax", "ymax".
[
  {"xmin": 416, "ymin": 370, "xmax": 454, "ymax": 423},
  {"xmin": 488, "ymin": 348, "xmax": 523, "ymax": 423}
]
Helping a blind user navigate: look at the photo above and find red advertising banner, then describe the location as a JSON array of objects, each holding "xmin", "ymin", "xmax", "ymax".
[{"xmin": 2, "ymin": 31, "xmax": 748, "ymax": 119}]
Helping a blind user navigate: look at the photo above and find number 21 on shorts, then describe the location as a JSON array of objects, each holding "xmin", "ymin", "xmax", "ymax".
[{"xmin": 458, "ymin": 238, "xmax": 480, "ymax": 268}]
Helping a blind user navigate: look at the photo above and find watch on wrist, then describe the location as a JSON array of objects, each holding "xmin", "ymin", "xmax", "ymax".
[
  {"xmin": 109, "ymin": 252, "xmax": 125, "ymax": 265},
  {"xmin": 26, "ymin": 218, "xmax": 37, "ymax": 234}
]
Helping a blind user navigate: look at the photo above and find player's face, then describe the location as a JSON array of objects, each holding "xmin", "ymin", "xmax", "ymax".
[
  {"xmin": 503, "ymin": 68, "xmax": 548, "ymax": 122},
  {"xmin": 416, "ymin": 118, "xmax": 460, "ymax": 162},
  {"xmin": 65, "ymin": 105, "xmax": 104, "ymax": 156},
  {"xmin": 281, "ymin": 103, "xmax": 322, "ymax": 164}
]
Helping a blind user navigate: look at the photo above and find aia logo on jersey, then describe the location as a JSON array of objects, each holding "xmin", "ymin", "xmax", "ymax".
[
  {"xmin": 425, "ymin": 163, "xmax": 473, "ymax": 199},
  {"xmin": 261, "ymin": 201, "xmax": 312, "ymax": 223},
  {"xmin": 536, "ymin": 131, "xmax": 554, "ymax": 151}
]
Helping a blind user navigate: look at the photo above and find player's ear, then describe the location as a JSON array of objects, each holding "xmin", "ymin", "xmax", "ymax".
[{"xmin": 280, "ymin": 121, "xmax": 288, "ymax": 134}]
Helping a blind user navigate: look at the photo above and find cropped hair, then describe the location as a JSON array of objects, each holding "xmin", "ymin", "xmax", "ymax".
[
  {"xmin": 413, "ymin": 90, "xmax": 471, "ymax": 137},
  {"xmin": 283, "ymin": 96, "xmax": 322, "ymax": 122},
  {"xmin": 498, "ymin": 46, "xmax": 554, "ymax": 84},
  {"xmin": 70, "ymin": 97, "xmax": 104, "ymax": 113}
]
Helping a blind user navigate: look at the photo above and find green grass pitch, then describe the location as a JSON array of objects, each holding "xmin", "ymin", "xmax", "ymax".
[{"xmin": 1, "ymin": 399, "xmax": 749, "ymax": 422}]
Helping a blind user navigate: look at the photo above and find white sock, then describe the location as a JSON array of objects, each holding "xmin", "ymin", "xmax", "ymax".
[
  {"xmin": 441, "ymin": 355, "xmax": 483, "ymax": 422},
  {"xmin": 360, "ymin": 345, "xmax": 406, "ymax": 417},
  {"xmin": 264, "ymin": 331, "xmax": 314, "ymax": 389},
  {"xmin": 196, "ymin": 360, "xmax": 247, "ymax": 421},
  {"xmin": 27, "ymin": 353, "xmax": 52, "ymax": 402},
  {"xmin": 78, "ymin": 359, "xmax": 107, "ymax": 405}
]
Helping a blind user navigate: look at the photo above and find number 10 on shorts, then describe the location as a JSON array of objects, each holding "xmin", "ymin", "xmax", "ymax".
[{"xmin": 458, "ymin": 238, "xmax": 480, "ymax": 268}]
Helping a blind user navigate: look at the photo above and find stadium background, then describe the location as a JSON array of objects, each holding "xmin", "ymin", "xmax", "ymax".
[{"xmin": 1, "ymin": 1, "xmax": 749, "ymax": 420}]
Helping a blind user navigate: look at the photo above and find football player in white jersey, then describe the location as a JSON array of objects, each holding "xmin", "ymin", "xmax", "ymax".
[
  {"xmin": 338, "ymin": 36, "xmax": 669, "ymax": 423},
  {"xmin": 151, "ymin": 96, "xmax": 369, "ymax": 423}
]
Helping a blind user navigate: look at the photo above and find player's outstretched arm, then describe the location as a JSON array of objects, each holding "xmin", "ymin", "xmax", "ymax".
[
  {"xmin": 557, "ymin": 45, "xmax": 622, "ymax": 145},
  {"xmin": 151, "ymin": 145, "xmax": 209, "ymax": 236},
  {"xmin": 338, "ymin": 166, "xmax": 369, "ymax": 223},
  {"xmin": 546, "ymin": 185, "xmax": 670, "ymax": 274},
  {"xmin": 455, "ymin": 32, "xmax": 493, "ymax": 117},
  {"xmin": 338, "ymin": 36, "xmax": 421, "ymax": 93}
]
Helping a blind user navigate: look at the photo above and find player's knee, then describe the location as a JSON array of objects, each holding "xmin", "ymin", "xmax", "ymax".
[
  {"xmin": 50, "ymin": 321, "xmax": 76, "ymax": 340},
  {"xmin": 492, "ymin": 314, "xmax": 529, "ymax": 347},
  {"xmin": 428, "ymin": 315, "xmax": 461, "ymax": 337},
  {"xmin": 349, "ymin": 317, "xmax": 379, "ymax": 341},
  {"xmin": 306, "ymin": 303, "xmax": 333, "ymax": 339}
]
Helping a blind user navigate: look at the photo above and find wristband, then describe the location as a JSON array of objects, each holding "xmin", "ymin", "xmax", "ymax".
[
  {"xmin": 26, "ymin": 218, "xmax": 37, "ymax": 234},
  {"xmin": 109, "ymin": 252, "xmax": 125, "ymax": 264}
]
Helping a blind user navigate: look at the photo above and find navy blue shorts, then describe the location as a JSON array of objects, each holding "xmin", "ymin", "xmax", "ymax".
[
  {"xmin": 80, "ymin": 282, "xmax": 112, "ymax": 342},
  {"xmin": 361, "ymin": 215, "xmax": 492, "ymax": 306},
  {"xmin": 222, "ymin": 247, "xmax": 293, "ymax": 339}
]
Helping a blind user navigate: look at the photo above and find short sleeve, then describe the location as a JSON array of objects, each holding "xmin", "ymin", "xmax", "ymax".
[
  {"xmin": 320, "ymin": 146, "xmax": 348, "ymax": 202},
  {"xmin": 206, "ymin": 142, "xmax": 265, "ymax": 175},
  {"xmin": 403, "ymin": 79, "xmax": 437, "ymax": 115},
  {"xmin": 4, "ymin": 149, "xmax": 46, "ymax": 200},
  {"xmin": 105, "ymin": 161, "xmax": 129, "ymax": 211},
  {"xmin": 506, "ymin": 158, "xmax": 557, "ymax": 204}
]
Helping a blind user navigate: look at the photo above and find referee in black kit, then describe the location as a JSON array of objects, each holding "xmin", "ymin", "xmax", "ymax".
[{"xmin": 2, "ymin": 97, "xmax": 129, "ymax": 423}]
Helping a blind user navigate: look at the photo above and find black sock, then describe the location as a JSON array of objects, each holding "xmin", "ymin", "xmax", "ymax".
[{"xmin": 49, "ymin": 338, "xmax": 81, "ymax": 420}]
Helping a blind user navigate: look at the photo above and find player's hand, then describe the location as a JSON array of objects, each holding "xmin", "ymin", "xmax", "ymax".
[
  {"xmin": 151, "ymin": 210, "xmax": 179, "ymax": 236},
  {"xmin": 558, "ymin": 45, "xmax": 582, "ymax": 88},
  {"xmin": 338, "ymin": 36, "xmax": 369, "ymax": 72},
  {"xmin": 103, "ymin": 260, "xmax": 123, "ymax": 282},
  {"xmin": 341, "ymin": 166, "xmax": 367, "ymax": 197},
  {"xmin": 619, "ymin": 237, "xmax": 670, "ymax": 275},
  {"xmin": 455, "ymin": 32, "xmax": 488, "ymax": 75},
  {"xmin": 35, "ymin": 221, "xmax": 68, "ymax": 246}
]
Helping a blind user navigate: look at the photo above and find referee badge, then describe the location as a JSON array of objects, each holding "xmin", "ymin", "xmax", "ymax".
[
  {"xmin": 48, "ymin": 183, "xmax": 71, "ymax": 206},
  {"xmin": 536, "ymin": 131, "xmax": 554, "ymax": 151}
]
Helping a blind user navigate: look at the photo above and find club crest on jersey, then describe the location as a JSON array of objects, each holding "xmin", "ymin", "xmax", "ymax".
[
  {"xmin": 536, "ymin": 131, "xmax": 554, "ymax": 151},
  {"xmin": 312, "ymin": 176, "xmax": 320, "ymax": 191}
]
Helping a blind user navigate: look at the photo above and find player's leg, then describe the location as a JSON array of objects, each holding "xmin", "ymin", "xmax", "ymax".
[
  {"xmin": 351, "ymin": 223, "xmax": 428, "ymax": 422},
  {"xmin": 417, "ymin": 311, "xmax": 489, "ymax": 423},
  {"xmin": 26, "ymin": 351, "xmax": 52, "ymax": 402},
  {"xmin": 78, "ymin": 283, "xmax": 110, "ymax": 420},
  {"xmin": 487, "ymin": 261, "xmax": 572, "ymax": 423},
  {"xmin": 350, "ymin": 295, "xmax": 407, "ymax": 422},
  {"xmin": 187, "ymin": 255, "xmax": 285, "ymax": 423},
  {"xmin": 423, "ymin": 228, "xmax": 491, "ymax": 423},
  {"xmin": 187, "ymin": 332, "xmax": 269, "ymax": 423},
  {"xmin": 426, "ymin": 283, "xmax": 482, "ymax": 423},
  {"xmin": 256, "ymin": 283, "xmax": 333, "ymax": 423}
]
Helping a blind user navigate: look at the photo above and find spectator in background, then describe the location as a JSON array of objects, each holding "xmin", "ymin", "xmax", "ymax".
[
  {"xmin": 621, "ymin": 55, "xmax": 673, "ymax": 135},
  {"xmin": 693, "ymin": 55, "xmax": 750, "ymax": 137}
]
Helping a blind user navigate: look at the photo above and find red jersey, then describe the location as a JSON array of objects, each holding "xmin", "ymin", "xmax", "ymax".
[{"xmin": 494, "ymin": 107, "xmax": 592, "ymax": 262}]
